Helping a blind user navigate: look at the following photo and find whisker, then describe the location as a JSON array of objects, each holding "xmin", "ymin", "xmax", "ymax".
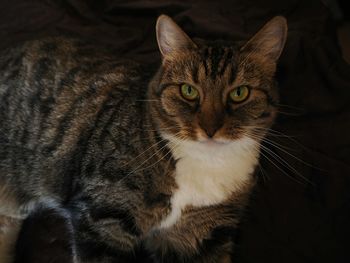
[
  {"xmin": 120, "ymin": 131, "xmax": 182, "ymax": 178},
  {"xmin": 241, "ymin": 126, "xmax": 297, "ymax": 138},
  {"xmin": 275, "ymin": 110, "xmax": 304, "ymax": 117},
  {"xmin": 117, "ymin": 124, "xmax": 181, "ymax": 167},
  {"xmin": 243, "ymin": 140, "xmax": 269, "ymax": 183},
  {"xmin": 257, "ymin": 147, "xmax": 307, "ymax": 186},
  {"xmin": 251, "ymin": 132, "xmax": 321, "ymax": 171},
  {"xmin": 132, "ymin": 137, "xmax": 182, "ymax": 174},
  {"xmin": 119, "ymin": 136, "xmax": 169, "ymax": 169},
  {"xmin": 259, "ymin": 144, "xmax": 313, "ymax": 185},
  {"xmin": 119, "ymin": 143, "xmax": 171, "ymax": 182},
  {"xmin": 245, "ymin": 130, "xmax": 316, "ymax": 185},
  {"xmin": 275, "ymin": 103, "xmax": 305, "ymax": 111},
  {"xmin": 247, "ymin": 132, "xmax": 296, "ymax": 152},
  {"xmin": 258, "ymin": 163, "xmax": 269, "ymax": 182}
]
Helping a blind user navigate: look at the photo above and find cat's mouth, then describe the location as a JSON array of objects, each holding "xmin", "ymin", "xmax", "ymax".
[{"xmin": 197, "ymin": 138, "xmax": 229, "ymax": 147}]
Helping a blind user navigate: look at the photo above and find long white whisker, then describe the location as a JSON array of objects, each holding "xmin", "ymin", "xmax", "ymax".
[
  {"xmin": 120, "ymin": 131, "xmax": 183, "ymax": 179},
  {"xmin": 275, "ymin": 103, "xmax": 305, "ymax": 111},
  {"xmin": 248, "ymin": 131, "xmax": 295, "ymax": 151},
  {"xmin": 258, "ymin": 147, "xmax": 306, "ymax": 186},
  {"xmin": 241, "ymin": 125, "xmax": 297, "ymax": 138},
  {"xmin": 132, "ymin": 136, "xmax": 183, "ymax": 174},
  {"xmin": 119, "ymin": 137, "xmax": 168, "ymax": 168},
  {"xmin": 259, "ymin": 144, "xmax": 313, "ymax": 185},
  {"xmin": 253, "ymin": 133, "xmax": 321, "ymax": 171}
]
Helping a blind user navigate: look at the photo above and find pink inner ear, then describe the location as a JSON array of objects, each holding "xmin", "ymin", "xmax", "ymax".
[
  {"xmin": 242, "ymin": 16, "xmax": 287, "ymax": 61},
  {"xmin": 156, "ymin": 15, "xmax": 196, "ymax": 57},
  {"xmin": 158, "ymin": 35, "xmax": 172, "ymax": 55}
]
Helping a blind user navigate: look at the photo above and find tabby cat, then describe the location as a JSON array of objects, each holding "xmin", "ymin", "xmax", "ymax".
[{"xmin": 0, "ymin": 15, "xmax": 287, "ymax": 262}]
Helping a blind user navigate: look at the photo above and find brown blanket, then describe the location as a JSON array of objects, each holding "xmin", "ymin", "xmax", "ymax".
[{"xmin": 1, "ymin": 0, "xmax": 349, "ymax": 262}]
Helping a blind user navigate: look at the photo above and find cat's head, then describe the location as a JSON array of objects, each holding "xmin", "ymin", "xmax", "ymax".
[{"xmin": 149, "ymin": 15, "xmax": 287, "ymax": 157}]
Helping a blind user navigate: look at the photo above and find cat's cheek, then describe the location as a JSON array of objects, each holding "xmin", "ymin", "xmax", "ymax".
[
  {"xmin": 160, "ymin": 96, "xmax": 180, "ymax": 117},
  {"xmin": 160, "ymin": 94, "xmax": 195, "ymax": 118},
  {"xmin": 219, "ymin": 124, "xmax": 246, "ymax": 141}
]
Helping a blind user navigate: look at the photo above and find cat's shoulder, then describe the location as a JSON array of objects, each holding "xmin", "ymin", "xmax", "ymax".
[{"xmin": 0, "ymin": 36, "xmax": 150, "ymax": 81}]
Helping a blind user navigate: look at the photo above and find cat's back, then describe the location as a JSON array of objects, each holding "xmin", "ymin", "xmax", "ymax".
[
  {"xmin": 0, "ymin": 36, "xmax": 147, "ymax": 138},
  {"xmin": 0, "ymin": 37, "xmax": 144, "ymax": 100},
  {"xmin": 0, "ymin": 37, "xmax": 150, "ymax": 198}
]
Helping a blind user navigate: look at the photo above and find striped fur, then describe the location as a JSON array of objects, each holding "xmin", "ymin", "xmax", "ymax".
[{"xmin": 0, "ymin": 15, "xmax": 287, "ymax": 262}]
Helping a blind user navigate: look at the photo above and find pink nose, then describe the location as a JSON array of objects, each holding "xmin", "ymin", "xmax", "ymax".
[
  {"xmin": 198, "ymin": 102, "xmax": 224, "ymax": 138},
  {"xmin": 203, "ymin": 127, "xmax": 218, "ymax": 138}
]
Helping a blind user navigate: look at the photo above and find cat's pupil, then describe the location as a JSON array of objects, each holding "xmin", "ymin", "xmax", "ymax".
[
  {"xmin": 236, "ymin": 88, "xmax": 241, "ymax": 96},
  {"xmin": 188, "ymin": 86, "xmax": 192, "ymax": 94}
]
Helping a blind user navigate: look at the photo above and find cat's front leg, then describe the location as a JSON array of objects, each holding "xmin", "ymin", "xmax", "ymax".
[
  {"xmin": 145, "ymin": 227, "xmax": 235, "ymax": 263},
  {"xmin": 147, "ymin": 241, "xmax": 233, "ymax": 263},
  {"xmin": 71, "ymin": 201, "xmax": 141, "ymax": 263},
  {"xmin": 0, "ymin": 215, "xmax": 21, "ymax": 263},
  {"xmin": 194, "ymin": 241, "xmax": 233, "ymax": 263}
]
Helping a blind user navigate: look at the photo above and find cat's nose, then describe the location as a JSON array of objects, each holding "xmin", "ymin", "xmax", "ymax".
[
  {"xmin": 198, "ymin": 103, "xmax": 224, "ymax": 138},
  {"xmin": 203, "ymin": 127, "xmax": 218, "ymax": 138},
  {"xmin": 200, "ymin": 119, "xmax": 223, "ymax": 138}
]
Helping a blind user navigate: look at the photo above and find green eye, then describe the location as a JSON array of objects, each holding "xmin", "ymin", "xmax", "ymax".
[
  {"xmin": 229, "ymin": 85, "xmax": 250, "ymax": 103},
  {"xmin": 180, "ymin": 84, "xmax": 199, "ymax": 101}
]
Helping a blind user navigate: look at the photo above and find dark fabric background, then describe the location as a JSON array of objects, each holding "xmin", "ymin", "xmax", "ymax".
[{"xmin": 1, "ymin": 0, "xmax": 350, "ymax": 262}]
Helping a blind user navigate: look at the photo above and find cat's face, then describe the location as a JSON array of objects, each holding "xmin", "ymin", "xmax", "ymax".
[{"xmin": 150, "ymin": 15, "xmax": 287, "ymax": 148}]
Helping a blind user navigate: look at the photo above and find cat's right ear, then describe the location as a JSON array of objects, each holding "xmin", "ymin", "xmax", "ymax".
[
  {"xmin": 241, "ymin": 16, "xmax": 288, "ymax": 62},
  {"xmin": 156, "ymin": 15, "xmax": 197, "ymax": 57}
]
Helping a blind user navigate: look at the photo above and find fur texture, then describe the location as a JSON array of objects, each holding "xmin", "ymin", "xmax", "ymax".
[
  {"xmin": 0, "ymin": 215, "xmax": 20, "ymax": 263},
  {"xmin": 158, "ymin": 135, "xmax": 259, "ymax": 229},
  {"xmin": 0, "ymin": 15, "xmax": 287, "ymax": 262}
]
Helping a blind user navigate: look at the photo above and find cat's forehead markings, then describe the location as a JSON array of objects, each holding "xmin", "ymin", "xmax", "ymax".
[{"xmin": 199, "ymin": 46, "xmax": 237, "ymax": 82}]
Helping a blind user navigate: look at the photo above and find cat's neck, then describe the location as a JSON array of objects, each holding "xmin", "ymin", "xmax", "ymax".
[{"xmin": 157, "ymin": 133, "xmax": 260, "ymax": 229}]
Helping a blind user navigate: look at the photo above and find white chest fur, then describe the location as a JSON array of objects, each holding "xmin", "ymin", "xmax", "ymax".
[{"xmin": 158, "ymin": 135, "xmax": 260, "ymax": 229}]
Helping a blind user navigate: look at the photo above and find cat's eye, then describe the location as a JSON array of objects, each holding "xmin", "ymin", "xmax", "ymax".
[
  {"xmin": 229, "ymin": 86, "xmax": 250, "ymax": 103},
  {"xmin": 180, "ymin": 84, "xmax": 199, "ymax": 101}
]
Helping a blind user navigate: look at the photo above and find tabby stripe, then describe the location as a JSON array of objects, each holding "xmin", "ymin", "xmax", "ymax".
[
  {"xmin": 24, "ymin": 58, "xmax": 54, "ymax": 148},
  {"xmin": 0, "ymin": 82, "xmax": 16, "ymax": 138},
  {"xmin": 42, "ymin": 84, "xmax": 100, "ymax": 154},
  {"xmin": 59, "ymin": 91, "xmax": 118, "ymax": 201},
  {"xmin": 219, "ymin": 49, "xmax": 233, "ymax": 76},
  {"xmin": 55, "ymin": 67, "xmax": 81, "ymax": 97},
  {"xmin": 66, "ymin": 94, "xmax": 117, "ymax": 194},
  {"xmin": 34, "ymin": 64, "xmax": 79, "ymax": 133},
  {"xmin": 0, "ymin": 81, "xmax": 13, "ymax": 108},
  {"xmin": 210, "ymin": 47, "xmax": 225, "ymax": 79},
  {"xmin": 96, "ymin": 102, "xmax": 123, "ymax": 146},
  {"xmin": 4, "ymin": 69, "xmax": 20, "ymax": 82},
  {"xmin": 207, "ymin": 47, "xmax": 213, "ymax": 77},
  {"xmin": 0, "ymin": 55, "xmax": 19, "ymax": 72},
  {"xmin": 202, "ymin": 47, "xmax": 209, "ymax": 76},
  {"xmin": 228, "ymin": 63, "xmax": 238, "ymax": 85},
  {"xmin": 90, "ymin": 207, "xmax": 141, "ymax": 236},
  {"xmin": 191, "ymin": 62, "xmax": 199, "ymax": 83},
  {"xmin": 1, "ymin": 52, "xmax": 23, "ymax": 73},
  {"xmin": 36, "ymin": 67, "xmax": 82, "ymax": 144}
]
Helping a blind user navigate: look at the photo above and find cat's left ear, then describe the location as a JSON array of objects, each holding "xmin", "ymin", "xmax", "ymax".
[
  {"xmin": 156, "ymin": 15, "xmax": 197, "ymax": 57},
  {"xmin": 241, "ymin": 16, "xmax": 288, "ymax": 62}
]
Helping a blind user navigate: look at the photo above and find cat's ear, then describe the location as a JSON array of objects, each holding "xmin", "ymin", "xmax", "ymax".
[
  {"xmin": 156, "ymin": 15, "xmax": 197, "ymax": 57},
  {"xmin": 241, "ymin": 16, "xmax": 287, "ymax": 61}
]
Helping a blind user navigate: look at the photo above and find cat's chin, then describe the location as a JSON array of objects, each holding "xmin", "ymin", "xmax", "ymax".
[{"xmin": 197, "ymin": 138, "xmax": 230, "ymax": 147}]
